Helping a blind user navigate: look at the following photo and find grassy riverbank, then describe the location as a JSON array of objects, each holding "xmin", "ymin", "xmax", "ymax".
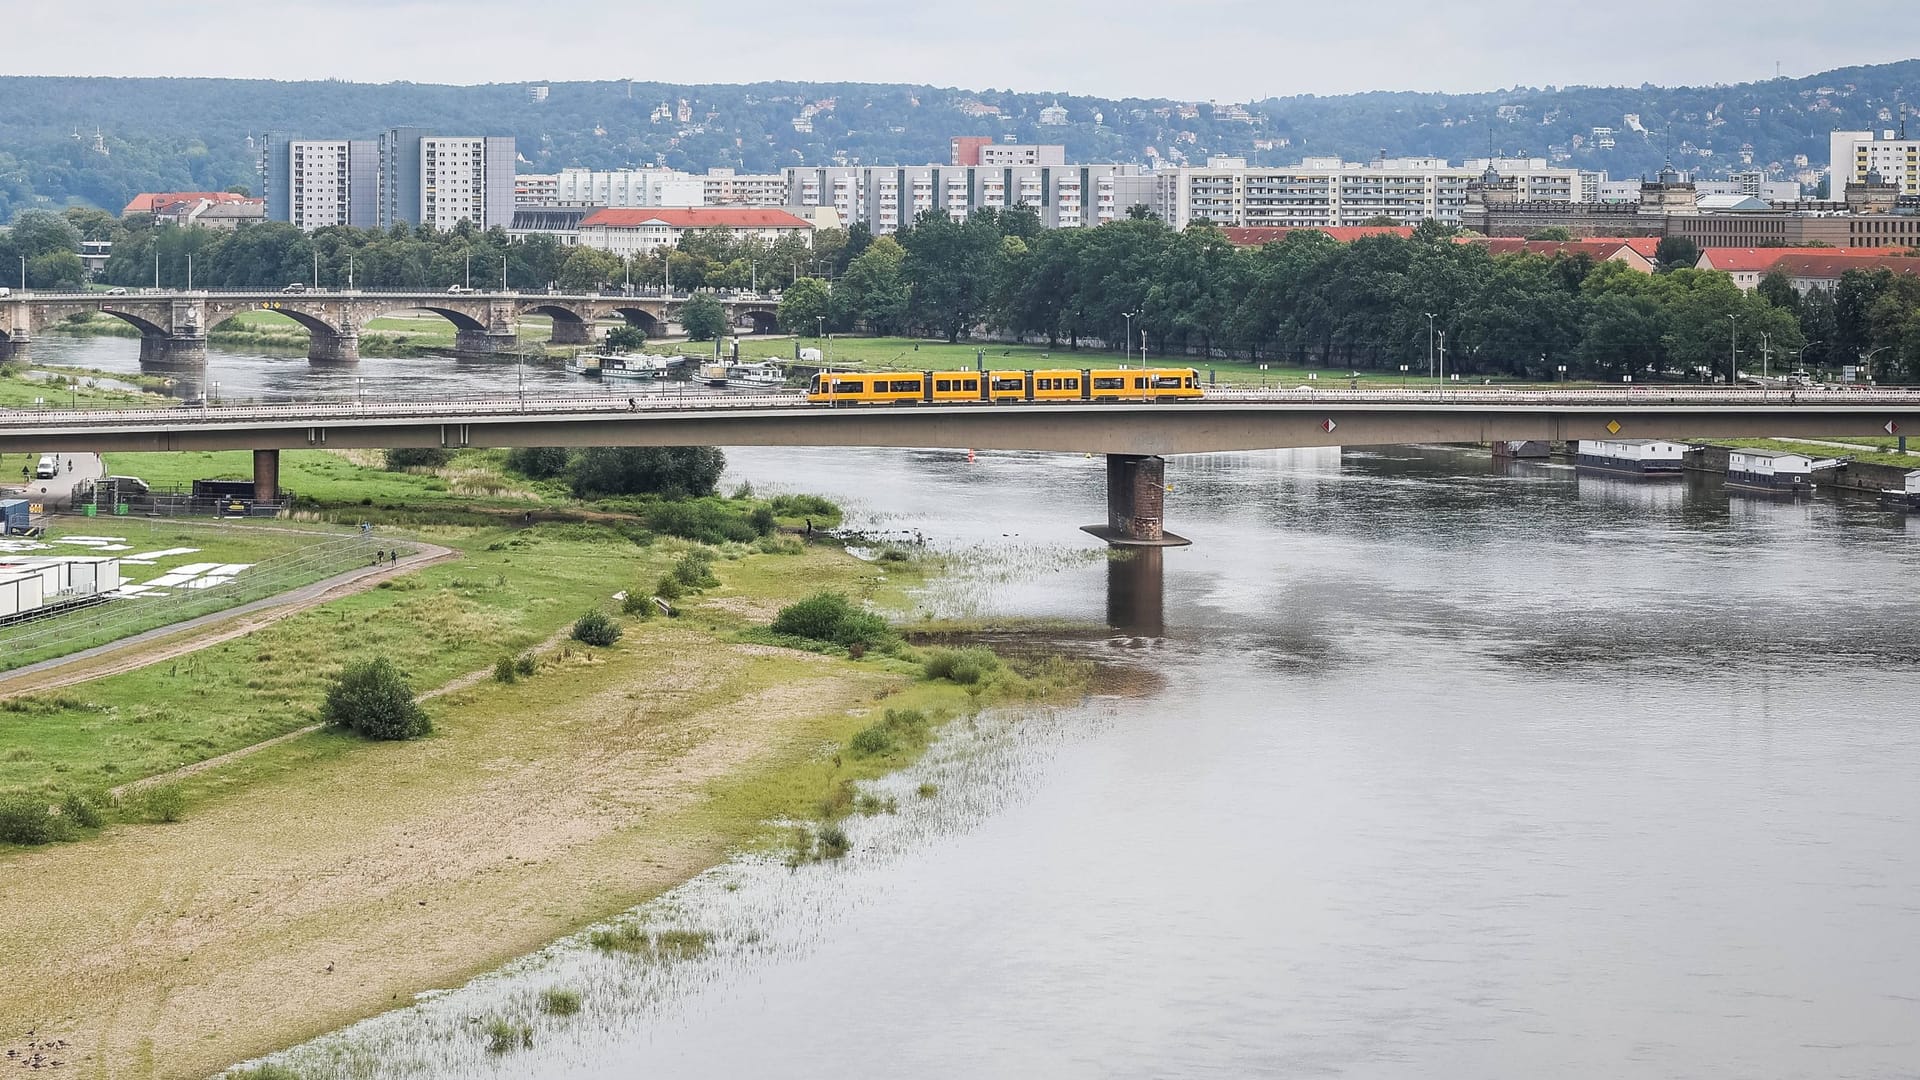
[
  {"xmin": 0, "ymin": 362, "xmax": 165, "ymax": 408},
  {"xmin": 0, "ymin": 448, "xmax": 1084, "ymax": 1078},
  {"xmin": 1700, "ymin": 437, "xmax": 1920, "ymax": 470},
  {"xmin": 45, "ymin": 311, "xmax": 578, "ymax": 358}
]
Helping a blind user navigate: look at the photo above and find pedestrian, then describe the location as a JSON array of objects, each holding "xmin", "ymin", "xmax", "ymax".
[
  {"xmin": 805, "ymin": 517, "xmax": 813, "ymax": 536},
  {"xmin": 389, "ymin": 549, "xmax": 398, "ymax": 562},
  {"xmin": 628, "ymin": 396, "xmax": 637, "ymax": 411}
]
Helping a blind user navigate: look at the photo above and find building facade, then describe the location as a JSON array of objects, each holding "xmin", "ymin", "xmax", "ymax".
[
  {"xmin": 574, "ymin": 208, "xmax": 813, "ymax": 257},
  {"xmin": 783, "ymin": 163, "xmax": 1144, "ymax": 233},
  {"xmin": 1152, "ymin": 156, "xmax": 1584, "ymax": 229},
  {"xmin": 1830, "ymin": 129, "xmax": 1920, "ymax": 195},
  {"xmin": 263, "ymin": 128, "xmax": 513, "ymax": 231}
]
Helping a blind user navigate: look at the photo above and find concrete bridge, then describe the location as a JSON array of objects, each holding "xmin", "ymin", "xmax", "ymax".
[
  {"xmin": 0, "ymin": 289, "xmax": 782, "ymax": 367},
  {"xmin": 5, "ymin": 386, "xmax": 1917, "ymax": 545}
]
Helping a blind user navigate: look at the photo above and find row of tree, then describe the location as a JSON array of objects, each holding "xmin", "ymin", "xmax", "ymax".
[{"xmin": 775, "ymin": 209, "xmax": 1920, "ymax": 381}]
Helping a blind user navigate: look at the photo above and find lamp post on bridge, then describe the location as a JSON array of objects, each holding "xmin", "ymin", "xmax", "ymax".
[
  {"xmin": 464, "ymin": 254, "xmax": 471, "ymax": 291},
  {"xmin": 1727, "ymin": 314, "xmax": 1740, "ymax": 385},
  {"xmin": 17, "ymin": 256, "xmax": 23, "ymax": 292},
  {"xmin": 1795, "ymin": 339, "xmax": 1820, "ymax": 382},
  {"xmin": 1424, "ymin": 312, "xmax": 1437, "ymax": 381},
  {"xmin": 1122, "ymin": 311, "xmax": 1136, "ymax": 367}
]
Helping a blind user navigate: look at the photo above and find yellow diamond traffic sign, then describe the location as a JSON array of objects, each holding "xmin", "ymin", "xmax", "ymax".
[{"xmin": 1606, "ymin": 420, "xmax": 1622, "ymax": 434}]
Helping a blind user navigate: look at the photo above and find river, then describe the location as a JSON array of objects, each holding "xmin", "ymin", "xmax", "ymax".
[{"xmin": 43, "ymin": 339, "xmax": 1920, "ymax": 1078}]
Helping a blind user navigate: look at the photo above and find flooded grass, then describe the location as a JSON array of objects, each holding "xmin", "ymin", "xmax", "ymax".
[
  {"xmin": 537, "ymin": 988, "xmax": 582, "ymax": 1016},
  {"xmin": 588, "ymin": 925, "xmax": 714, "ymax": 962}
]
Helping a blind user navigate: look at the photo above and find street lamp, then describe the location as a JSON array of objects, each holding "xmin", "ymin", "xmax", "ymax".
[
  {"xmin": 464, "ymin": 253, "xmax": 471, "ymax": 290},
  {"xmin": 348, "ymin": 253, "xmax": 355, "ymax": 290},
  {"xmin": 17, "ymin": 255, "xmax": 23, "ymax": 292},
  {"xmin": 1863, "ymin": 345, "xmax": 1891, "ymax": 383},
  {"xmin": 1727, "ymin": 314, "xmax": 1740, "ymax": 384},
  {"xmin": 1122, "ymin": 311, "xmax": 1136, "ymax": 366},
  {"xmin": 1424, "ymin": 312, "xmax": 1437, "ymax": 380}
]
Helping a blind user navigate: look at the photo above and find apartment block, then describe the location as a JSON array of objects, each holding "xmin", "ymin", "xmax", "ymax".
[
  {"xmin": 272, "ymin": 138, "xmax": 378, "ymax": 230},
  {"xmin": 1153, "ymin": 156, "xmax": 1584, "ymax": 229},
  {"xmin": 1829, "ymin": 129, "xmax": 1920, "ymax": 195},
  {"xmin": 421, "ymin": 136, "xmax": 516, "ymax": 231},
  {"xmin": 783, "ymin": 163, "xmax": 1144, "ymax": 233},
  {"xmin": 263, "ymin": 128, "xmax": 513, "ymax": 232}
]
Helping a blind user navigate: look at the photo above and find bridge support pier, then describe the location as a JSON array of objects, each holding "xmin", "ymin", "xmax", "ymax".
[
  {"xmin": 1081, "ymin": 453, "xmax": 1190, "ymax": 547},
  {"xmin": 455, "ymin": 329, "xmax": 519, "ymax": 358},
  {"xmin": 547, "ymin": 319, "xmax": 594, "ymax": 346},
  {"xmin": 309, "ymin": 328, "xmax": 359, "ymax": 365},
  {"xmin": 137, "ymin": 334, "xmax": 207, "ymax": 369},
  {"xmin": 0, "ymin": 333, "xmax": 26, "ymax": 366},
  {"xmin": 253, "ymin": 449, "xmax": 280, "ymax": 503}
]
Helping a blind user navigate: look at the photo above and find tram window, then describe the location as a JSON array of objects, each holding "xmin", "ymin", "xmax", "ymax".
[
  {"xmin": 1134, "ymin": 377, "xmax": 1147, "ymax": 389},
  {"xmin": 1092, "ymin": 377, "xmax": 1125, "ymax": 390},
  {"xmin": 1037, "ymin": 378, "xmax": 1053, "ymax": 390},
  {"xmin": 1066, "ymin": 378, "xmax": 1079, "ymax": 390},
  {"xmin": 963, "ymin": 379, "xmax": 979, "ymax": 391},
  {"xmin": 992, "ymin": 377, "xmax": 1024, "ymax": 392},
  {"xmin": 1153, "ymin": 377, "xmax": 1181, "ymax": 388},
  {"xmin": 831, "ymin": 380, "xmax": 863, "ymax": 393},
  {"xmin": 936, "ymin": 379, "xmax": 953, "ymax": 392},
  {"xmin": 888, "ymin": 380, "xmax": 922, "ymax": 393}
]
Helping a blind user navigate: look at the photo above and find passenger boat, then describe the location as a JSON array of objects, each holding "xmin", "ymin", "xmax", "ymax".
[
  {"xmin": 699, "ymin": 361, "xmax": 732, "ymax": 387},
  {"xmin": 728, "ymin": 361, "xmax": 787, "ymax": 389},
  {"xmin": 564, "ymin": 352, "xmax": 603, "ymax": 376},
  {"xmin": 601, "ymin": 353, "xmax": 674, "ymax": 380}
]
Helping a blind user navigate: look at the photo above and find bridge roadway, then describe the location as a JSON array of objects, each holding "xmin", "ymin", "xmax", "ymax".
[
  {"xmin": 6, "ymin": 386, "xmax": 1916, "ymax": 543},
  {"xmin": 0, "ymin": 288, "xmax": 780, "ymax": 366}
]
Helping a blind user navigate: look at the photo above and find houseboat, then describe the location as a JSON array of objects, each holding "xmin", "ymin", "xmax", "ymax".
[
  {"xmin": 1574, "ymin": 438, "xmax": 1688, "ymax": 476},
  {"xmin": 1880, "ymin": 470, "xmax": 1920, "ymax": 511},
  {"xmin": 728, "ymin": 361, "xmax": 787, "ymax": 389},
  {"xmin": 1725, "ymin": 448, "xmax": 1840, "ymax": 495},
  {"xmin": 601, "ymin": 354, "xmax": 675, "ymax": 380}
]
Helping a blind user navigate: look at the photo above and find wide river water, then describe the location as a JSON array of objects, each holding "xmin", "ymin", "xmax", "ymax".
[{"xmin": 39, "ymin": 340, "xmax": 1920, "ymax": 1078}]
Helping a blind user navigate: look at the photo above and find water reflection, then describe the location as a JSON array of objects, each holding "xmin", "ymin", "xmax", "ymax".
[{"xmin": 1104, "ymin": 548, "xmax": 1164, "ymax": 637}]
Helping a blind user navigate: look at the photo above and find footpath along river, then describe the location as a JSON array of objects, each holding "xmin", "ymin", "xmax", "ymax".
[{"xmin": 245, "ymin": 440, "xmax": 1920, "ymax": 1080}]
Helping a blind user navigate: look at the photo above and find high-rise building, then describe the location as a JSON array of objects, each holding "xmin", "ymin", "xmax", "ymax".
[
  {"xmin": 1152, "ymin": 155, "xmax": 1585, "ymax": 229},
  {"xmin": 1829, "ymin": 129, "xmax": 1920, "ymax": 195},
  {"xmin": 784, "ymin": 162, "xmax": 1145, "ymax": 233},
  {"xmin": 420, "ymin": 136, "xmax": 516, "ymax": 231},
  {"xmin": 262, "ymin": 128, "xmax": 513, "ymax": 231}
]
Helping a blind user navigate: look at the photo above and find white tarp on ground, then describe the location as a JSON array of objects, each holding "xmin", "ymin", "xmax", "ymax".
[{"xmin": 124, "ymin": 547, "xmax": 200, "ymax": 561}]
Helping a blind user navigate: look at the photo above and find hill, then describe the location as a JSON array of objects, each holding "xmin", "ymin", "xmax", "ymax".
[{"xmin": 2, "ymin": 59, "xmax": 1918, "ymax": 218}]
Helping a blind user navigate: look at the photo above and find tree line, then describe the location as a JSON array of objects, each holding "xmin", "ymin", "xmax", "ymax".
[{"xmin": 778, "ymin": 209, "xmax": 1920, "ymax": 381}]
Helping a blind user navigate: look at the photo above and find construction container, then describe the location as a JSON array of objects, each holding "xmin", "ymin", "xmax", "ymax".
[
  {"xmin": 0, "ymin": 571, "xmax": 45, "ymax": 618},
  {"xmin": 0, "ymin": 498, "xmax": 28, "ymax": 535}
]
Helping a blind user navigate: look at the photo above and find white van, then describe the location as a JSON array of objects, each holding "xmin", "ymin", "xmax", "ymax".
[{"xmin": 35, "ymin": 455, "xmax": 59, "ymax": 479}]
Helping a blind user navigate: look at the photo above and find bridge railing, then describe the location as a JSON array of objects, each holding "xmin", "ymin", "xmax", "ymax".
[
  {"xmin": 3, "ymin": 385, "xmax": 1919, "ymax": 432},
  {"xmin": 4, "ymin": 288, "xmax": 745, "ymax": 302}
]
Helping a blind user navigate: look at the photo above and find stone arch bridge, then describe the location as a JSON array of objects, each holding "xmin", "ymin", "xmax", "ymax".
[{"xmin": 0, "ymin": 290, "xmax": 782, "ymax": 367}]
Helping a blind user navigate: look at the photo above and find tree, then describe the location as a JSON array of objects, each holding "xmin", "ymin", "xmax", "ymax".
[
  {"xmin": 1654, "ymin": 236, "xmax": 1701, "ymax": 273},
  {"xmin": 830, "ymin": 237, "xmax": 908, "ymax": 333},
  {"xmin": 678, "ymin": 293, "xmax": 728, "ymax": 341},
  {"xmin": 385, "ymin": 447, "xmax": 452, "ymax": 471},
  {"xmin": 565, "ymin": 446, "xmax": 726, "ymax": 498},
  {"xmin": 555, "ymin": 246, "xmax": 622, "ymax": 292},
  {"xmin": 1756, "ymin": 269, "xmax": 1799, "ymax": 314},
  {"xmin": 505, "ymin": 446, "xmax": 571, "ymax": 479},
  {"xmin": 605, "ymin": 325, "xmax": 648, "ymax": 352},
  {"xmin": 777, "ymin": 276, "xmax": 831, "ymax": 333},
  {"xmin": 322, "ymin": 658, "xmax": 430, "ymax": 740},
  {"xmin": 1525, "ymin": 226, "xmax": 1574, "ymax": 241}
]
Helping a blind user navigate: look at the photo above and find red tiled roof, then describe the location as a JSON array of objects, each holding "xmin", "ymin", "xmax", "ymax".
[
  {"xmin": 122, "ymin": 191, "xmax": 250, "ymax": 216},
  {"xmin": 1773, "ymin": 252, "xmax": 1920, "ymax": 282},
  {"xmin": 1615, "ymin": 237, "xmax": 1663, "ymax": 259},
  {"xmin": 1695, "ymin": 246, "xmax": 1892, "ymax": 273},
  {"xmin": 579, "ymin": 207, "xmax": 811, "ymax": 229},
  {"xmin": 1218, "ymin": 225, "xmax": 1414, "ymax": 246}
]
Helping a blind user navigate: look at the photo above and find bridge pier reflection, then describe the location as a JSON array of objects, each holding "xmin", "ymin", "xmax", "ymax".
[{"xmin": 1106, "ymin": 547, "xmax": 1166, "ymax": 637}]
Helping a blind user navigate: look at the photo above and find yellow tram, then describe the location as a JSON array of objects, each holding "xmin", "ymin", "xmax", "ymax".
[{"xmin": 805, "ymin": 367, "xmax": 1203, "ymax": 405}]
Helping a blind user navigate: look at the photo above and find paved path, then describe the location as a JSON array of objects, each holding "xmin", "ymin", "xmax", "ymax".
[{"xmin": 0, "ymin": 538, "xmax": 457, "ymax": 698}]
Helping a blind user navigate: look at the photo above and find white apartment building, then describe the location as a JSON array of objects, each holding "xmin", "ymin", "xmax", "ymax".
[
  {"xmin": 783, "ymin": 163, "xmax": 1144, "ymax": 233},
  {"xmin": 1830, "ymin": 129, "xmax": 1920, "ymax": 194},
  {"xmin": 574, "ymin": 207, "xmax": 814, "ymax": 257},
  {"xmin": 420, "ymin": 136, "xmax": 516, "ymax": 231},
  {"xmin": 701, "ymin": 168, "xmax": 788, "ymax": 206},
  {"xmin": 1153, "ymin": 156, "xmax": 1585, "ymax": 229},
  {"xmin": 515, "ymin": 168, "xmax": 704, "ymax": 208},
  {"xmin": 286, "ymin": 139, "xmax": 378, "ymax": 229}
]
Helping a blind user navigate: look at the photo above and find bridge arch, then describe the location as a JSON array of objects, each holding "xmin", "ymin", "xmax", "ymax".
[
  {"xmin": 355, "ymin": 305, "xmax": 489, "ymax": 334},
  {"xmin": 611, "ymin": 307, "xmax": 664, "ymax": 338},
  {"xmin": 735, "ymin": 309, "xmax": 779, "ymax": 335},
  {"xmin": 206, "ymin": 306, "xmax": 347, "ymax": 339},
  {"xmin": 92, "ymin": 306, "xmax": 169, "ymax": 338},
  {"xmin": 521, "ymin": 303, "xmax": 595, "ymax": 346}
]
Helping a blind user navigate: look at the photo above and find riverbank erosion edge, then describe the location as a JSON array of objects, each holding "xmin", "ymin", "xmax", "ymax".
[{"xmin": 0, "ymin": 525, "xmax": 1080, "ymax": 1078}]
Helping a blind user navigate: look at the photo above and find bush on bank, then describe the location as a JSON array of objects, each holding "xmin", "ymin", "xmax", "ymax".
[
  {"xmin": 769, "ymin": 591, "xmax": 893, "ymax": 649},
  {"xmin": 321, "ymin": 658, "xmax": 431, "ymax": 740},
  {"xmin": 572, "ymin": 608, "xmax": 622, "ymax": 647}
]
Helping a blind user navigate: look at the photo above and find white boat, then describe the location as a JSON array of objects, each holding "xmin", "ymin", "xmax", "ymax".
[
  {"xmin": 699, "ymin": 361, "xmax": 732, "ymax": 387},
  {"xmin": 602, "ymin": 353, "xmax": 674, "ymax": 380},
  {"xmin": 565, "ymin": 352, "xmax": 603, "ymax": 376},
  {"xmin": 728, "ymin": 361, "xmax": 786, "ymax": 389}
]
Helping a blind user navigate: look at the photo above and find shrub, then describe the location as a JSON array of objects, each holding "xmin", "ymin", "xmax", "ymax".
[
  {"xmin": 847, "ymin": 708, "xmax": 930, "ymax": 760},
  {"xmin": 768, "ymin": 493, "xmax": 840, "ymax": 519},
  {"xmin": 505, "ymin": 446, "xmax": 572, "ymax": 480},
  {"xmin": 622, "ymin": 590, "xmax": 654, "ymax": 617},
  {"xmin": 61, "ymin": 791, "xmax": 103, "ymax": 829},
  {"xmin": 747, "ymin": 505, "xmax": 777, "ymax": 535},
  {"xmin": 515, "ymin": 652, "xmax": 538, "ymax": 677},
  {"xmin": 0, "ymin": 793, "xmax": 59, "ymax": 845},
  {"xmin": 769, "ymin": 592, "xmax": 892, "ymax": 648},
  {"xmin": 815, "ymin": 822, "xmax": 850, "ymax": 859},
  {"xmin": 916, "ymin": 782, "xmax": 939, "ymax": 799},
  {"xmin": 654, "ymin": 574, "xmax": 685, "ymax": 601},
  {"xmin": 566, "ymin": 446, "xmax": 726, "ymax": 499},
  {"xmin": 482, "ymin": 1017, "xmax": 533, "ymax": 1054},
  {"xmin": 645, "ymin": 500, "xmax": 759, "ymax": 544},
  {"xmin": 572, "ymin": 609, "xmax": 622, "ymax": 647},
  {"xmin": 538, "ymin": 987, "xmax": 583, "ymax": 1016},
  {"xmin": 493, "ymin": 656, "xmax": 519, "ymax": 684},
  {"xmin": 385, "ymin": 447, "xmax": 452, "ymax": 471},
  {"xmin": 322, "ymin": 658, "xmax": 431, "ymax": 740},
  {"xmin": 848, "ymin": 725, "xmax": 895, "ymax": 758},
  {"xmin": 672, "ymin": 549, "xmax": 719, "ymax": 589},
  {"xmin": 130, "ymin": 783, "xmax": 186, "ymax": 824},
  {"xmin": 922, "ymin": 646, "xmax": 1001, "ymax": 685}
]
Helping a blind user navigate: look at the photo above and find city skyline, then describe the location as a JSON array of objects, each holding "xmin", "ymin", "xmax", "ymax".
[{"xmin": 7, "ymin": 0, "xmax": 1919, "ymax": 103}]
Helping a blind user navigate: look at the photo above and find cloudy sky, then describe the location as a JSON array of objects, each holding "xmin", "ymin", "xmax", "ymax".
[{"xmin": 8, "ymin": 0, "xmax": 1919, "ymax": 100}]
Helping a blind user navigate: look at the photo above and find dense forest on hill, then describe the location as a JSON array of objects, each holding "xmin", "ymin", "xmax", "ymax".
[{"xmin": 2, "ymin": 59, "xmax": 1918, "ymax": 219}]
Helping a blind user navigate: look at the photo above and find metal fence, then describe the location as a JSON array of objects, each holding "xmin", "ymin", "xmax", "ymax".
[{"xmin": 0, "ymin": 530, "xmax": 380, "ymax": 670}]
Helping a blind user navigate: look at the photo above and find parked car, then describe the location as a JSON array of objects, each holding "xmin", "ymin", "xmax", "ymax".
[
  {"xmin": 0, "ymin": 287, "xmax": 10, "ymax": 297},
  {"xmin": 35, "ymin": 455, "xmax": 60, "ymax": 479},
  {"xmin": 281, "ymin": 282, "xmax": 308, "ymax": 294}
]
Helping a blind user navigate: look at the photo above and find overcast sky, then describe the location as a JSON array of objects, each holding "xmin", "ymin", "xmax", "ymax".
[{"xmin": 7, "ymin": 0, "xmax": 1919, "ymax": 100}]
